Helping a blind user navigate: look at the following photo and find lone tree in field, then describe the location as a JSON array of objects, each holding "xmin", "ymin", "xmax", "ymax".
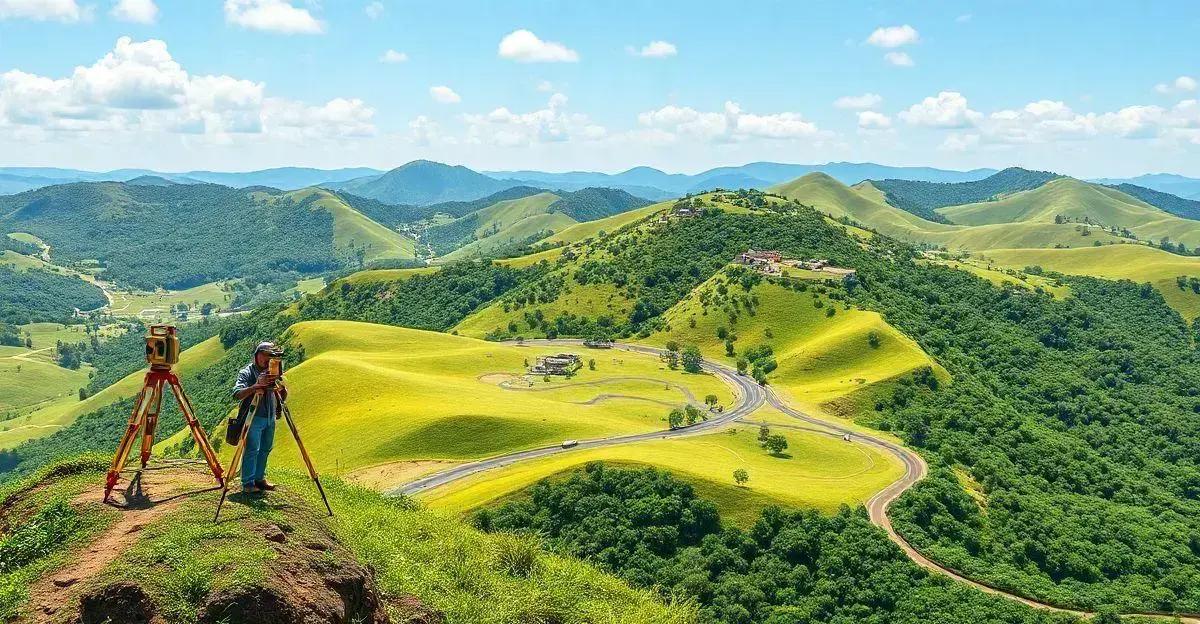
[
  {"xmin": 705, "ymin": 394, "xmax": 719, "ymax": 410},
  {"xmin": 668, "ymin": 408, "xmax": 685, "ymax": 429},
  {"xmin": 588, "ymin": 358, "xmax": 596, "ymax": 370},
  {"xmin": 684, "ymin": 404, "xmax": 705, "ymax": 426},
  {"xmin": 682, "ymin": 345, "xmax": 703, "ymax": 373},
  {"xmin": 733, "ymin": 469, "xmax": 749, "ymax": 486},
  {"xmin": 764, "ymin": 434, "xmax": 788, "ymax": 456},
  {"xmin": 758, "ymin": 424, "xmax": 770, "ymax": 444}
]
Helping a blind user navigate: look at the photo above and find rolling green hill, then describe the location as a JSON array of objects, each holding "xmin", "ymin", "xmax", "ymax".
[
  {"xmin": 647, "ymin": 267, "xmax": 943, "ymax": 419},
  {"xmin": 0, "ymin": 182, "xmax": 414, "ymax": 290},
  {"xmin": 772, "ymin": 172, "xmax": 1129, "ymax": 250},
  {"xmin": 435, "ymin": 192, "xmax": 574, "ymax": 260},
  {"xmin": 0, "ymin": 250, "xmax": 106, "ymax": 324},
  {"xmin": 261, "ymin": 187, "xmax": 417, "ymax": 264},
  {"xmin": 333, "ymin": 160, "xmax": 514, "ymax": 205},
  {"xmin": 979, "ymin": 244, "xmax": 1200, "ymax": 320},
  {"xmin": 266, "ymin": 320, "xmax": 732, "ymax": 475},
  {"xmin": 872, "ymin": 167, "xmax": 1061, "ymax": 221}
]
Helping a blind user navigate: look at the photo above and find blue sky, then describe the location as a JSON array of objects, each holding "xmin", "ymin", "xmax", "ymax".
[{"xmin": 0, "ymin": 0, "xmax": 1197, "ymax": 177}]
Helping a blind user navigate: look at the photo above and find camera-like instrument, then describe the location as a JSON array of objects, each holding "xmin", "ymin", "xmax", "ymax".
[
  {"xmin": 104, "ymin": 324, "xmax": 224, "ymax": 501},
  {"xmin": 145, "ymin": 324, "xmax": 180, "ymax": 368}
]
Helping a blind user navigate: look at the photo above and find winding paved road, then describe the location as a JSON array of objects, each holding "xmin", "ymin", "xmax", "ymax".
[{"xmin": 390, "ymin": 339, "xmax": 1199, "ymax": 623}]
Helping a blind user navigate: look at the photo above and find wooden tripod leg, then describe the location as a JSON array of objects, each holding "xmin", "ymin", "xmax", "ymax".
[
  {"xmin": 276, "ymin": 391, "xmax": 332, "ymax": 516},
  {"xmin": 105, "ymin": 383, "xmax": 152, "ymax": 500},
  {"xmin": 139, "ymin": 379, "xmax": 165, "ymax": 469},
  {"xmin": 168, "ymin": 377, "xmax": 224, "ymax": 485},
  {"xmin": 214, "ymin": 392, "xmax": 261, "ymax": 522}
]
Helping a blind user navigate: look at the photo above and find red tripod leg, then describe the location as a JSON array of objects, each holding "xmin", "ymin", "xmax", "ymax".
[
  {"xmin": 139, "ymin": 378, "xmax": 164, "ymax": 469},
  {"xmin": 168, "ymin": 375, "xmax": 224, "ymax": 485},
  {"xmin": 105, "ymin": 381, "xmax": 151, "ymax": 501}
]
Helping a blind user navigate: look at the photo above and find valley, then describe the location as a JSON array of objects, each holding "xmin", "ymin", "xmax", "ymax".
[{"xmin": 5, "ymin": 159, "xmax": 1200, "ymax": 623}]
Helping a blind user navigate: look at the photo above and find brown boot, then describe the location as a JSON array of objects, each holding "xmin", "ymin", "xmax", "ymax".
[{"xmin": 255, "ymin": 480, "xmax": 277, "ymax": 491}]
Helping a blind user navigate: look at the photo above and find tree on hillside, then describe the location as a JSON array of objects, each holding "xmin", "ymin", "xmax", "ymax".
[
  {"xmin": 667, "ymin": 408, "xmax": 684, "ymax": 429},
  {"xmin": 758, "ymin": 424, "xmax": 770, "ymax": 445},
  {"xmin": 684, "ymin": 404, "xmax": 704, "ymax": 426},
  {"xmin": 705, "ymin": 394, "xmax": 719, "ymax": 410},
  {"xmin": 682, "ymin": 345, "xmax": 703, "ymax": 373},
  {"xmin": 764, "ymin": 434, "xmax": 788, "ymax": 456},
  {"xmin": 733, "ymin": 469, "xmax": 749, "ymax": 486}
]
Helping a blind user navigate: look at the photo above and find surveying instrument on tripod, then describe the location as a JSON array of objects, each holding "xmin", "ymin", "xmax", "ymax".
[
  {"xmin": 214, "ymin": 345, "xmax": 332, "ymax": 521},
  {"xmin": 104, "ymin": 325, "xmax": 224, "ymax": 502}
]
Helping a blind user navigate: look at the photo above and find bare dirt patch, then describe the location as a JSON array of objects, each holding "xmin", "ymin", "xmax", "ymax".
[
  {"xmin": 346, "ymin": 460, "xmax": 459, "ymax": 491},
  {"xmin": 23, "ymin": 460, "xmax": 219, "ymax": 623}
]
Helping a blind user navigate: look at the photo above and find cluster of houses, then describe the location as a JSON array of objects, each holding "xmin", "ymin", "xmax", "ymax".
[
  {"xmin": 530, "ymin": 353, "xmax": 583, "ymax": 376},
  {"xmin": 657, "ymin": 199, "xmax": 704, "ymax": 223},
  {"xmin": 737, "ymin": 249, "xmax": 857, "ymax": 280}
]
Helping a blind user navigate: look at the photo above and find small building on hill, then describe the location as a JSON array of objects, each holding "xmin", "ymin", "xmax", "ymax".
[
  {"xmin": 738, "ymin": 249, "xmax": 782, "ymax": 267},
  {"xmin": 531, "ymin": 353, "xmax": 583, "ymax": 375}
]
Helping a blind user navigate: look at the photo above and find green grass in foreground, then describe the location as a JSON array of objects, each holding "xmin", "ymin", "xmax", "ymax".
[
  {"xmin": 420, "ymin": 422, "xmax": 903, "ymax": 526},
  {"xmin": 2, "ymin": 458, "xmax": 691, "ymax": 623}
]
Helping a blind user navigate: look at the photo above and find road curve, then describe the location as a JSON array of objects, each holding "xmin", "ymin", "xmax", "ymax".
[
  {"xmin": 392, "ymin": 339, "xmax": 765, "ymax": 497},
  {"xmin": 389, "ymin": 339, "xmax": 1199, "ymax": 623}
]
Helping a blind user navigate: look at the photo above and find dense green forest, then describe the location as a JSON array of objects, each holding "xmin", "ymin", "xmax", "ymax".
[
  {"xmin": 478, "ymin": 464, "xmax": 1082, "ymax": 624},
  {"xmin": 547, "ymin": 187, "xmax": 652, "ymax": 221},
  {"xmin": 0, "ymin": 182, "xmax": 342, "ymax": 289},
  {"xmin": 872, "ymin": 167, "xmax": 1060, "ymax": 221},
  {"xmin": 1109, "ymin": 183, "xmax": 1200, "ymax": 220},
  {"xmin": 337, "ymin": 186, "xmax": 545, "ymax": 228},
  {"xmin": 0, "ymin": 266, "xmax": 106, "ymax": 324}
]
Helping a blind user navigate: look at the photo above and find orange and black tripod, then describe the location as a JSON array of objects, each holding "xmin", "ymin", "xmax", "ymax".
[{"xmin": 104, "ymin": 365, "xmax": 224, "ymax": 501}]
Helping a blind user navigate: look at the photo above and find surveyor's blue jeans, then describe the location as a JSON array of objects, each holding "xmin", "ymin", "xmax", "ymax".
[{"xmin": 241, "ymin": 414, "xmax": 275, "ymax": 487}]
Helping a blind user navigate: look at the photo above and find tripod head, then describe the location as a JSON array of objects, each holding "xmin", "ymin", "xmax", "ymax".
[{"xmin": 145, "ymin": 324, "xmax": 180, "ymax": 371}]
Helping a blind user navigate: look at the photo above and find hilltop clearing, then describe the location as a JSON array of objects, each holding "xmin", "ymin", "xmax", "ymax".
[{"xmin": 0, "ymin": 457, "xmax": 689, "ymax": 623}]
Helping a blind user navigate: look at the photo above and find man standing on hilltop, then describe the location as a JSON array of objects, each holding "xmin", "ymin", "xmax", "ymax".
[{"xmin": 232, "ymin": 342, "xmax": 288, "ymax": 494}]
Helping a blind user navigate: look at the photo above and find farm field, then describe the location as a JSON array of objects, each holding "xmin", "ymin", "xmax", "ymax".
[
  {"xmin": 106, "ymin": 281, "xmax": 233, "ymax": 321},
  {"xmin": 647, "ymin": 270, "xmax": 941, "ymax": 420},
  {"xmin": 419, "ymin": 422, "xmax": 904, "ymax": 526},
  {"xmin": 18, "ymin": 322, "xmax": 126, "ymax": 349},
  {"xmin": 978, "ymin": 244, "xmax": 1200, "ymax": 320},
  {"xmin": 261, "ymin": 320, "xmax": 735, "ymax": 474},
  {"xmin": 336, "ymin": 265, "xmax": 439, "ymax": 286},
  {"xmin": 0, "ymin": 335, "xmax": 226, "ymax": 450},
  {"xmin": 0, "ymin": 344, "xmax": 92, "ymax": 420}
]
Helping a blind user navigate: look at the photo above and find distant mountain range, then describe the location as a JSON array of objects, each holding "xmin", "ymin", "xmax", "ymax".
[
  {"xmin": 4, "ymin": 160, "xmax": 1200, "ymax": 211},
  {"xmin": 1091, "ymin": 173, "xmax": 1200, "ymax": 200}
]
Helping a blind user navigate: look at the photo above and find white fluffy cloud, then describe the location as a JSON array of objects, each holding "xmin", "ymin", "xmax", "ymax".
[
  {"xmin": 638, "ymin": 101, "xmax": 819, "ymax": 142},
  {"xmin": 0, "ymin": 0, "xmax": 85, "ymax": 21},
  {"xmin": 834, "ymin": 93, "xmax": 882, "ymax": 110},
  {"xmin": 111, "ymin": 0, "xmax": 157, "ymax": 23},
  {"xmin": 379, "ymin": 49, "xmax": 408, "ymax": 64},
  {"xmin": 498, "ymin": 30, "xmax": 579, "ymax": 63},
  {"xmin": 900, "ymin": 91, "xmax": 982, "ymax": 128},
  {"xmin": 857, "ymin": 111, "xmax": 892, "ymax": 130},
  {"xmin": 884, "ymin": 51, "xmax": 914, "ymax": 67},
  {"xmin": 908, "ymin": 92, "xmax": 1200, "ymax": 149},
  {"xmin": 364, "ymin": 1, "xmax": 383, "ymax": 19},
  {"xmin": 1156, "ymin": 76, "xmax": 1198, "ymax": 95},
  {"xmin": 429, "ymin": 85, "xmax": 461, "ymax": 104},
  {"xmin": 866, "ymin": 25, "xmax": 919, "ymax": 48},
  {"xmin": 629, "ymin": 40, "xmax": 677, "ymax": 58},
  {"xmin": 408, "ymin": 115, "xmax": 439, "ymax": 146},
  {"xmin": 0, "ymin": 36, "xmax": 373, "ymax": 140},
  {"xmin": 463, "ymin": 93, "xmax": 603, "ymax": 146},
  {"xmin": 224, "ymin": 0, "xmax": 323, "ymax": 34}
]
